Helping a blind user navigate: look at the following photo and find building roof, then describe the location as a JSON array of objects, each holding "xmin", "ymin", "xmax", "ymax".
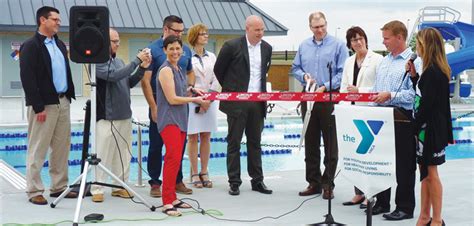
[{"xmin": 0, "ymin": 0, "xmax": 287, "ymax": 35}]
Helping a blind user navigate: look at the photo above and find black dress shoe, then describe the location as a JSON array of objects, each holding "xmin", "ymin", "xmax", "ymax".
[
  {"xmin": 228, "ymin": 184, "xmax": 240, "ymax": 196},
  {"xmin": 382, "ymin": 210, "xmax": 413, "ymax": 221},
  {"xmin": 251, "ymin": 182, "xmax": 272, "ymax": 194},
  {"xmin": 365, "ymin": 205, "xmax": 390, "ymax": 215}
]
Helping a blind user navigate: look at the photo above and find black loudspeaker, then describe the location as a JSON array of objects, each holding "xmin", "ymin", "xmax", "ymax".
[{"xmin": 69, "ymin": 6, "xmax": 110, "ymax": 63}]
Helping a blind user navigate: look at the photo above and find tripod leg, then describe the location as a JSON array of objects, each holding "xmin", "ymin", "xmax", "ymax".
[
  {"xmin": 73, "ymin": 161, "xmax": 92, "ymax": 225},
  {"xmin": 50, "ymin": 164, "xmax": 89, "ymax": 208},
  {"xmin": 96, "ymin": 163, "xmax": 156, "ymax": 211}
]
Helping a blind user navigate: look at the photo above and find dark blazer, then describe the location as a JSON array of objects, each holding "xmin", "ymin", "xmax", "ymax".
[
  {"xmin": 414, "ymin": 64, "xmax": 453, "ymax": 157},
  {"xmin": 214, "ymin": 36, "xmax": 272, "ymax": 117},
  {"xmin": 20, "ymin": 32, "xmax": 75, "ymax": 113}
]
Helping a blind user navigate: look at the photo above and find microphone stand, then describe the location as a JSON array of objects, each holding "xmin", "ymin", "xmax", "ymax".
[{"xmin": 309, "ymin": 62, "xmax": 345, "ymax": 226}]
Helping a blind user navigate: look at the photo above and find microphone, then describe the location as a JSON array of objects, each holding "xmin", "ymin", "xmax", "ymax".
[
  {"xmin": 402, "ymin": 53, "xmax": 417, "ymax": 80},
  {"xmin": 392, "ymin": 53, "xmax": 417, "ymax": 105},
  {"xmin": 327, "ymin": 61, "xmax": 333, "ymax": 91}
]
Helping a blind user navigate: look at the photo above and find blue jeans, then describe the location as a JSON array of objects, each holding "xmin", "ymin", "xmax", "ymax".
[{"xmin": 147, "ymin": 109, "xmax": 186, "ymax": 186}]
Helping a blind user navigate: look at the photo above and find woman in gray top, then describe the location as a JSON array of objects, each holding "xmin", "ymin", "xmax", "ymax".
[{"xmin": 156, "ymin": 35, "xmax": 205, "ymax": 216}]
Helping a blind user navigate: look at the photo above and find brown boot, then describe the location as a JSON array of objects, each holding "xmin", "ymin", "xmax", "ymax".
[
  {"xmin": 150, "ymin": 184, "xmax": 162, "ymax": 197},
  {"xmin": 29, "ymin": 195, "xmax": 48, "ymax": 205},
  {"xmin": 92, "ymin": 194, "xmax": 104, "ymax": 202},
  {"xmin": 176, "ymin": 182, "xmax": 193, "ymax": 195}
]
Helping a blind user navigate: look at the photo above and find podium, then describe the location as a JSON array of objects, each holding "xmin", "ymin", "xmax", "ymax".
[
  {"xmin": 335, "ymin": 105, "xmax": 401, "ymax": 226},
  {"xmin": 392, "ymin": 106, "xmax": 413, "ymax": 123}
]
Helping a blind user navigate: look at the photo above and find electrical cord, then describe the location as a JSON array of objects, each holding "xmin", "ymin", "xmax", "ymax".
[
  {"xmin": 179, "ymin": 194, "xmax": 320, "ymax": 223},
  {"xmin": 174, "ymin": 170, "xmax": 341, "ymax": 223},
  {"xmin": 390, "ymin": 74, "xmax": 407, "ymax": 106}
]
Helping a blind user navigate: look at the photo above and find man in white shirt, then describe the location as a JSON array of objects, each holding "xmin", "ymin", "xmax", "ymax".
[{"xmin": 214, "ymin": 15, "xmax": 273, "ymax": 196}]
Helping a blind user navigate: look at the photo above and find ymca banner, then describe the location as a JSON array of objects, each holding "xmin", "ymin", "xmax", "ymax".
[{"xmin": 334, "ymin": 105, "xmax": 396, "ymax": 198}]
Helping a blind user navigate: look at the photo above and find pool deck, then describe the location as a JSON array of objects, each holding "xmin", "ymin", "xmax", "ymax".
[
  {"xmin": 1, "ymin": 158, "xmax": 473, "ymax": 225},
  {"xmin": 1, "ymin": 96, "xmax": 473, "ymax": 225}
]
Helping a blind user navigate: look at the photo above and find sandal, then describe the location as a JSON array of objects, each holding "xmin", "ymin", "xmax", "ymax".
[
  {"xmin": 162, "ymin": 206, "xmax": 182, "ymax": 217},
  {"xmin": 199, "ymin": 172, "xmax": 213, "ymax": 188},
  {"xmin": 191, "ymin": 174, "xmax": 203, "ymax": 188},
  {"xmin": 173, "ymin": 200, "xmax": 192, "ymax": 209}
]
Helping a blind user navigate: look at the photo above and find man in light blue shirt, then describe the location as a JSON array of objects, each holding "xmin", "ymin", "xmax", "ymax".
[
  {"xmin": 371, "ymin": 48, "xmax": 420, "ymax": 110},
  {"xmin": 291, "ymin": 11, "xmax": 348, "ymax": 200},
  {"xmin": 44, "ymin": 37, "xmax": 67, "ymax": 93},
  {"xmin": 370, "ymin": 20, "xmax": 420, "ymax": 221},
  {"xmin": 20, "ymin": 6, "xmax": 76, "ymax": 205}
]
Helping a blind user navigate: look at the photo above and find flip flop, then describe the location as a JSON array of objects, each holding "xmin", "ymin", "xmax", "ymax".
[
  {"xmin": 162, "ymin": 207, "xmax": 181, "ymax": 217},
  {"xmin": 173, "ymin": 200, "xmax": 192, "ymax": 209}
]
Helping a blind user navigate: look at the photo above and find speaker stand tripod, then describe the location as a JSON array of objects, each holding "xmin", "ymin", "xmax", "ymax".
[{"xmin": 50, "ymin": 64, "xmax": 155, "ymax": 225}]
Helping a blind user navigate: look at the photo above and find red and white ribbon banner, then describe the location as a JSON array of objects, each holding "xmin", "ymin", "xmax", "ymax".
[{"xmin": 203, "ymin": 92, "xmax": 377, "ymax": 102}]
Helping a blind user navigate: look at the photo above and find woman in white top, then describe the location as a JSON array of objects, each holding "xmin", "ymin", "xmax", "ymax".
[
  {"xmin": 341, "ymin": 26, "xmax": 383, "ymax": 97},
  {"xmin": 186, "ymin": 23, "xmax": 221, "ymax": 188},
  {"xmin": 340, "ymin": 26, "xmax": 383, "ymax": 207}
]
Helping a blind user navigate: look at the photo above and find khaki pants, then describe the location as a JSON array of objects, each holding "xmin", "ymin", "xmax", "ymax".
[
  {"xmin": 91, "ymin": 119, "xmax": 132, "ymax": 195},
  {"xmin": 26, "ymin": 97, "xmax": 71, "ymax": 198}
]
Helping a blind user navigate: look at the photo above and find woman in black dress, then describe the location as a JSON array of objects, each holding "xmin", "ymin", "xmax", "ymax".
[{"xmin": 407, "ymin": 28, "xmax": 452, "ymax": 226}]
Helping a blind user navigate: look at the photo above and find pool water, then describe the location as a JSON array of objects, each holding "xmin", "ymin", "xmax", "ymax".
[{"xmin": 1, "ymin": 115, "xmax": 473, "ymax": 186}]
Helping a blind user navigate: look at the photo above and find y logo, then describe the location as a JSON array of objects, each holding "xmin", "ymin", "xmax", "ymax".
[{"xmin": 353, "ymin": 120, "xmax": 384, "ymax": 154}]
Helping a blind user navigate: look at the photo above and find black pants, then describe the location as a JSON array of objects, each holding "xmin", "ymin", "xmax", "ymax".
[
  {"xmin": 374, "ymin": 119, "xmax": 416, "ymax": 214},
  {"xmin": 301, "ymin": 101, "xmax": 338, "ymax": 190},
  {"xmin": 226, "ymin": 102, "xmax": 264, "ymax": 186}
]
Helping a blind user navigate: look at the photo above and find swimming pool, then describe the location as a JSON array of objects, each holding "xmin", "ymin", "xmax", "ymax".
[{"xmin": 1, "ymin": 114, "xmax": 473, "ymax": 186}]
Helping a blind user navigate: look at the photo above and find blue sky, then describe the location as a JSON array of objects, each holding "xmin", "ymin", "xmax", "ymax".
[{"xmin": 250, "ymin": 0, "xmax": 473, "ymax": 51}]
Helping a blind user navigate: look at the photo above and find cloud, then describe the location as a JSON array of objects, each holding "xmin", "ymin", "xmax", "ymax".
[{"xmin": 251, "ymin": 0, "xmax": 472, "ymax": 51}]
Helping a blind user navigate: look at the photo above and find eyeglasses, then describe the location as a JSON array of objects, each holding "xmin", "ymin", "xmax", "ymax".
[
  {"xmin": 310, "ymin": 24, "xmax": 325, "ymax": 30},
  {"xmin": 198, "ymin": 32, "xmax": 209, "ymax": 36},
  {"xmin": 350, "ymin": 37, "xmax": 364, "ymax": 43},
  {"xmin": 110, "ymin": 40, "xmax": 120, "ymax": 44},
  {"xmin": 168, "ymin": 27, "xmax": 184, "ymax": 34},
  {"xmin": 48, "ymin": 17, "xmax": 61, "ymax": 23}
]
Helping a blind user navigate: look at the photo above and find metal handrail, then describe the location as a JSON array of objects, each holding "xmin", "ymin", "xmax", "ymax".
[
  {"xmin": 132, "ymin": 118, "xmax": 145, "ymax": 187},
  {"xmin": 407, "ymin": 6, "xmax": 462, "ymax": 46},
  {"xmin": 418, "ymin": 6, "xmax": 461, "ymax": 23}
]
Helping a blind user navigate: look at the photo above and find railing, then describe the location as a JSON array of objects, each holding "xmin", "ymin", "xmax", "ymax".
[
  {"xmin": 407, "ymin": 6, "xmax": 462, "ymax": 47},
  {"xmin": 272, "ymin": 50, "xmax": 297, "ymax": 61},
  {"xmin": 418, "ymin": 6, "xmax": 461, "ymax": 23}
]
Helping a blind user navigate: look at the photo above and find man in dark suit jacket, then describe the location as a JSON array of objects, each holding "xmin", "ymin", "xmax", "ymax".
[
  {"xmin": 214, "ymin": 15, "xmax": 273, "ymax": 196},
  {"xmin": 19, "ymin": 6, "xmax": 76, "ymax": 205}
]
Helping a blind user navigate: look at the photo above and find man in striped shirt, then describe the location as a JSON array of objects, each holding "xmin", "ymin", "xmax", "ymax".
[{"xmin": 370, "ymin": 20, "xmax": 421, "ymax": 221}]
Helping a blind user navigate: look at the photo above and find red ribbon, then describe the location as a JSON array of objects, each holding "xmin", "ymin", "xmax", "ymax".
[{"xmin": 203, "ymin": 92, "xmax": 377, "ymax": 102}]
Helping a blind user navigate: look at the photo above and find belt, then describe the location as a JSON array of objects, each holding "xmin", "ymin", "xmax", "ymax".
[{"xmin": 58, "ymin": 93, "xmax": 66, "ymax": 98}]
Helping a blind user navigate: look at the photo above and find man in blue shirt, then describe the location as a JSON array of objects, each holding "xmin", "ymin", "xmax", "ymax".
[
  {"xmin": 19, "ymin": 6, "xmax": 77, "ymax": 205},
  {"xmin": 291, "ymin": 12, "xmax": 348, "ymax": 200},
  {"xmin": 369, "ymin": 20, "xmax": 421, "ymax": 221},
  {"xmin": 141, "ymin": 15, "xmax": 195, "ymax": 197}
]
